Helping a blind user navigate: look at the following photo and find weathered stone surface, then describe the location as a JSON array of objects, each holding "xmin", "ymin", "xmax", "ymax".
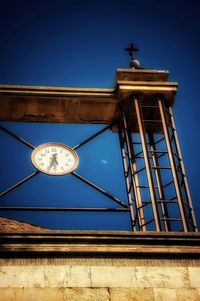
[
  {"xmin": 0, "ymin": 288, "xmax": 15, "ymax": 301},
  {"xmin": 176, "ymin": 288, "xmax": 200, "ymax": 301},
  {"xmin": 91, "ymin": 266, "xmax": 136, "ymax": 287},
  {"xmin": 44, "ymin": 265, "xmax": 91, "ymax": 287},
  {"xmin": 16, "ymin": 288, "xmax": 64, "ymax": 301},
  {"xmin": 0, "ymin": 266, "xmax": 44, "ymax": 288},
  {"xmin": 0, "ymin": 288, "xmax": 64, "ymax": 301},
  {"xmin": 188, "ymin": 267, "xmax": 200, "ymax": 288},
  {"xmin": 135, "ymin": 267, "xmax": 189, "ymax": 288},
  {"xmin": 63, "ymin": 288, "xmax": 109, "ymax": 301},
  {"xmin": 154, "ymin": 288, "xmax": 177, "ymax": 301},
  {"xmin": 110, "ymin": 288, "xmax": 154, "ymax": 301},
  {"xmin": 44, "ymin": 266, "xmax": 67, "ymax": 288}
]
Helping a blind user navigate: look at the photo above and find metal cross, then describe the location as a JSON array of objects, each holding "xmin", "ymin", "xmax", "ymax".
[{"xmin": 124, "ymin": 43, "xmax": 138, "ymax": 60}]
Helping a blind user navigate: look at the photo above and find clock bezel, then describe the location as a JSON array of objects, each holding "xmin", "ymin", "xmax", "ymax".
[{"xmin": 31, "ymin": 142, "xmax": 79, "ymax": 176}]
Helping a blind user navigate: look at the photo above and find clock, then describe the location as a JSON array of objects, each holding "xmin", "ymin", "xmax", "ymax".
[{"xmin": 31, "ymin": 143, "xmax": 79, "ymax": 175}]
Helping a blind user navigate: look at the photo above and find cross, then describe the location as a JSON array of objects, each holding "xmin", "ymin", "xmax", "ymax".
[{"xmin": 124, "ymin": 43, "xmax": 138, "ymax": 60}]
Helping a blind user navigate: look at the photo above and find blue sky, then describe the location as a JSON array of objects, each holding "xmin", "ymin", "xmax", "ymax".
[{"xmin": 0, "ymin": 0, "xmax": 200, "ymax": 230}]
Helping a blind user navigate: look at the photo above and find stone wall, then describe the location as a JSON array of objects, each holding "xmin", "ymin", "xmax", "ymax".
[{"xmin": 0, "ymin": 258, "xmax": 199, "ymax": 301}]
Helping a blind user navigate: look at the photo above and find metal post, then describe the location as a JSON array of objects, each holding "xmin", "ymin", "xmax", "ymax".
[
  {"xmin": 169, "ymin": 107, "xmax": 198, "ymax": 231},
  {"xmin": 134, "ymin": 97, "xmax": 161, "ymax": 231},
  {"xmin": 121, "ymin": 111, "xmax": 146, "ymax": 231},
  {"xmin": 158, "ymin": 98, "xmax": 189, "ymax": 232},
  {"xmin": 119, "ymin": 129, "xmax": 136, "ymax": 232}
]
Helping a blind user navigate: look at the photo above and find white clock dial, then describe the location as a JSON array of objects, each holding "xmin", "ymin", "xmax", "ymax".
[{"xmin": 31, "ymin": 143, "xmax": 79, "ymax": 175}]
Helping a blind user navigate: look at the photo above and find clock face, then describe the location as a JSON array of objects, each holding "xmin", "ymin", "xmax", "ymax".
[{"xmin": 31, "ymin": 143, "xmax": 79, "ymax": 175}]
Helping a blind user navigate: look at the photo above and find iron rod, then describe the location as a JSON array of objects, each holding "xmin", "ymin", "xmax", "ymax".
[
  {"xmin": 154, "ymin": 137, "xmax": 165, "ymax": 145},
  {"xmin": 73, "ymin": 124, "xmax": 112, "ymax": 150},
  {"xmin": 0, "ymin": 171, "xmax": 40, "ymax": 197},
  {"xmin": 0, "ymin": 207, "xmax": 129, "ymax": 212},
  {"xmin": 0, "ymin": 125, "xmax": 35, "ymax": 149},
  {"xmin": 71, "ymin": 171, "xmax": 128, "ymax": 208}
]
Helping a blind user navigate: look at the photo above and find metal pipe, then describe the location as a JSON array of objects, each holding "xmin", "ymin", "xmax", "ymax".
[
  {"xmin": 121, "ymin": 111, "xmax": 146, "ymax": 231},
  {"xmin": 118, "ymin": 128, "xmax": 136, "ymax": 231},
  {"xmin": 158, "ymin": 98, "xmax": 188, "ymax": 232},
  {"xmin": 0, "ymin": 207, "xmax": 129, "ymax": 212},
  {"xmin": 169, "ymin": 107, "xmax": 198, "ymax": 232},
  {"xmin": 134, "ymin": 96, "xmax": 161, "ymax": 231},
  {"xmin": 148, "ymin": 133, "xmax": 170, "ymax": 231}
]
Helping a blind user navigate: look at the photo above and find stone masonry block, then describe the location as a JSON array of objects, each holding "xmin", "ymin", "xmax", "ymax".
[
  {"xmin": 0, "ymin": 266, "xmax": 44, "ymax": 288},
  {"xmin": 176, "ymin": 288, "xmax": 200, "ymax": 301},
  {"xmin": 0, "ymin": 288, "xmax": 15, "ymax": 301},
  {"xmin": 91, "ymin": 266, "xmax": 136, "ymax": 287},
  {"xmin": 63, "ymin": 288, "xmax": 109, "ymax": 301},
  {"xmin": 0, "ymin": 288, "xmax": 64, "ymax": 301},
  {"xmin": 44, "ymin": 265, "xmax": 91, "ymax": 288},
  {"xmin": 66, "ymin": 266, "xmax": 91, "ymax": 287},
  {"xmin": 188, "ymin": 267, "xmax": 200, "ymax": 288},
  {"xmin": 135, "ymin": 267, "xmax": 189, "ymax": 288},
  {"xmin": 110, "ymin": 288, "xmax": 154, "ymax": 301},
  {"xmin": 44, "ymin": 266, "xmax": 67, "ymax": 288},
  {"xmin": 154, "ymin": 288, "xmax": 177, "ymax": 301},
  {"xmin": 15, "ymin": 288, "xmax": 64, "ymax": 301}
]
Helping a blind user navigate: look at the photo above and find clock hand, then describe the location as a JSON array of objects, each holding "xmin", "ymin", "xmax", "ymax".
[{"xmin": 48, "ymin": 153, "xmax": 58, "ymax": 171}]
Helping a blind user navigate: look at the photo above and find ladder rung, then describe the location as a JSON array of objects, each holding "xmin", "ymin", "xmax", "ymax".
[
  {"xmin": 174, "ymin": 152, "xmax": 182, "ymax": 161},
  {"xmin": 177, "ymin": 169, "xmax": 186, "ymax": 177},
  {"xmin": 134, "ymin": 150, "xmax": 143, "ymax": 157},
  {"xmin": 163, "ymin": 181, "xmax": 174, "ymax": 188},
  {"xmin": 161, "ymin": 218, "xmax": 182, "ymax": 221},
  {"xmin": 158, "ymin": 200, "xmax": 178, "ymax": 204},
  {"xmin": 151, "ymin": 166, "xmax": 171, "ymax": 170},
  {"xmin": 144, "ymin": 120, "xmax": 162, "ymax": 123},
  {"xmin": 183, "ymin": 202, "xmax": 193, "ymax": 210},
  {"xmin": 154, "ymin": 137, "xmax": 165, "ymax": 145},
  {"xmin": 141, "ymin": 218, "xmax": 154, "ymax": 227},
  {"xmin": 136, "ymin": 185, "xmax": 149, "ymax": 189},
  {"xmin": 165, "ymin": 108, "xmax": 173, "ymax": 117},
  {"xmin": 149, "ymin": 150, "xmax": 168, "ymax": 154},
  {"xmin": 137, "ymin": 201, "xmax": 151, "ymax": 210},
  {"xmin": 133, "ymin": 167, "xmax": 146, "ymax": 175},
  {"xmin": 141, "ymin": 105, "xmax": 159, "ymax": 109},
  {"xmin": 157, "ymin": 152, "xmax": 167, "ymax": 159},
  {"xmin": 168, "ymin": 123, "xmax": 175, "ymax": 131},
  {"xmin": 188, "ymin": 220, "xmax": 198, "ymax": 229},
  {"xmin": 170, "ymin": 196, "xmax": 177, "ymax": 201}
]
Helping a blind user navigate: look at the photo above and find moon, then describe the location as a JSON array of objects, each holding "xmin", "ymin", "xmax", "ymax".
[{"xmin": 101, "ymin": 159, "xmax": 107, "ymax": 165}]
